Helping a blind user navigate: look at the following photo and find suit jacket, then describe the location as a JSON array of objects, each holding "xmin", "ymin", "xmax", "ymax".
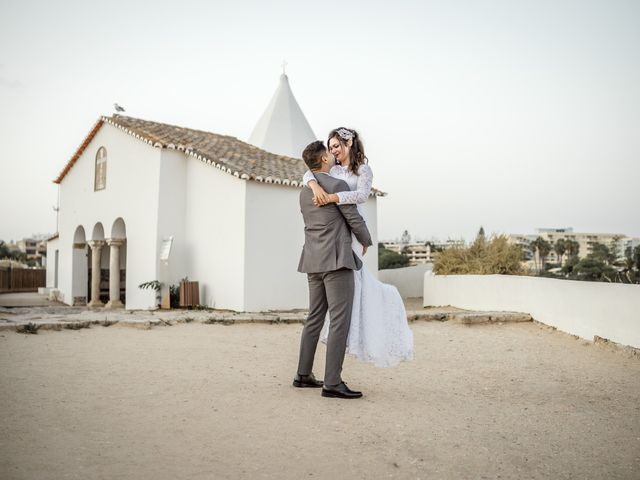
[{"xmin": 297, "ymin": 173, "xmax": 373, "ymax": 274}]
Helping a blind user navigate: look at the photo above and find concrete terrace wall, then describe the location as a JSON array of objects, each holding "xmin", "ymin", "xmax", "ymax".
[
  {"xmin": 379, "ymin": 264, "xmax": 432, "ymax": 298},
  {"xmin": 424, "ymin": 275, "xmax": 640, "ymax": 349}
]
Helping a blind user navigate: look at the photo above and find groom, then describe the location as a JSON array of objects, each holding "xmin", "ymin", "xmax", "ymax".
[{"xmin": 294, "ymin": 140, "xmax": 372, "ymax": 399}]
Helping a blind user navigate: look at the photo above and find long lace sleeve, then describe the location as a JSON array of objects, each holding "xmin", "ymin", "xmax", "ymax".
[
  {"xmin": 336, "ymin": 164, "xmax": 373, "ymax": 205},
  {"xmin": 302, "ymin": 170, "xmax": 316, "ymax": 186}
]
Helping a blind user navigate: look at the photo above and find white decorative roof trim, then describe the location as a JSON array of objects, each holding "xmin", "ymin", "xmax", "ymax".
[{"xmin": 100, "ymin": 116, "xmax": 387, "ymax": 194}]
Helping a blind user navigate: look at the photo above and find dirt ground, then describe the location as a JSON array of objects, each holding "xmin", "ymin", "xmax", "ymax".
[{"xmin": 1, "ymin": 321, "xmax": 639, "ymax": 480}]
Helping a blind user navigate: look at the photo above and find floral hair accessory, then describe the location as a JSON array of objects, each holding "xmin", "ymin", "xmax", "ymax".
[{"xmin": 336, "ymin": 128, "xmax": 354, "ymax": 141}]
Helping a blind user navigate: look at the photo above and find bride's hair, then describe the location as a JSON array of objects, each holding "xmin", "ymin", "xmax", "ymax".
[{"xmin": 327, "ymin": 127, "xmax": 367, "ymax": 174}]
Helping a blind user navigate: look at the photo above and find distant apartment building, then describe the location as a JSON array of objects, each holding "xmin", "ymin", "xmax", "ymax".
[
  {"xmin": 508, "ymin": 228, "xmax": 639, "ymax": 266},
  {"xmin": 7, "ymin": 235, "xmax": 49, "ymax": 267},
  {"xmin": 382, "ymin": 238, "xmax": 465, "ymax": 266}
]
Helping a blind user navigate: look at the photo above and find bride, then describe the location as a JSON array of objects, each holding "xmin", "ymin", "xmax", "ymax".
[{"xmin": 302, "ymin": 127, "xmax": 414, "ymax": 368}]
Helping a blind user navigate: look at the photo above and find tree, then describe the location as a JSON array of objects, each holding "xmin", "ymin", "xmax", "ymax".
[
  {"xmin": 565, "ymin": 239, "xmax": 580, "ymax": 257},
  {"xmin": 561, "ymin": 254, "xmax": 580, "ymax": 276},
  {"xmin": 588, "ymin": 242, "xmax": 615, "ymax": 265},
  {"xmin": 554, "ymin": 238, "xmax": 567, "ymax": 265},
  {"xmin": 530, "ymin": 237, "xmax": 552, "ymax": 272},
  {"xmin": 378, "ymin": 244, "xmax": 410, "ymax": 270},
  {"xmin": 609, "ymin": 235, "xmax": 623, "ymax": 264},
  {"xmin": 0, "ymin": 240, "xmax": 10, "ymax": 259},
  {"xmin": 573, "ymin": 257, "xmax": 616, "ymax": 282},
  {"xmin": 477, "ymin": 226, "xmax": 486, "ymax": 242}
]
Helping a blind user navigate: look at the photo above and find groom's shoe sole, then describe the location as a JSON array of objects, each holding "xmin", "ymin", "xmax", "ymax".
[
  {"xmin": 321, "ymin": 389, "xmax": 363, "ymax": 399},
  {"xmin": 292, "ymin": 380, "xmax": 323, "ymax": 388}
]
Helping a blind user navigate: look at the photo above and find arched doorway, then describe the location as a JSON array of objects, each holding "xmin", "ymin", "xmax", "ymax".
[{"xmin": 71, "ymin": 226, "xmax": 88, "ymax": 305}]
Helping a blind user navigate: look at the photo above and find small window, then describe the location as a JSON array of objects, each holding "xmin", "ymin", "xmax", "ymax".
[{"xmin": 95, "ymin": 147, "xmax": 107, "ymax": 191}]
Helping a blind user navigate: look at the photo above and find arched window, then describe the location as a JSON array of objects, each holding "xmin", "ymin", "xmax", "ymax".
[{"xmin": 94, "ymin": 147, "xmax": 107, "ymax": 191}]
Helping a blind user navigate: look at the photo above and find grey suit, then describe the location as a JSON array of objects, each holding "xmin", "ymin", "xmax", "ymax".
[{"xmin": 296, "ymin": 173, "xmax": 373, "ymax": 387}]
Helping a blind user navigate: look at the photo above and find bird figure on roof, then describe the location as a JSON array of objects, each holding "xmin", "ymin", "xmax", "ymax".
[{"xmin": 113, "ymin": 103, "xmax": 125, "ymax": 113}]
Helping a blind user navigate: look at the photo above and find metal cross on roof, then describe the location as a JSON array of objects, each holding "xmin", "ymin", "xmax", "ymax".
[{"xmin": 281, "ymin": 60, "xmax": 287, "ymax": 75}]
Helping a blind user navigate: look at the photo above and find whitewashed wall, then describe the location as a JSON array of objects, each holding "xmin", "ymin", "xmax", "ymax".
[
  {"xmin": 379, "ymin": 263, "xmax": 432, "ymax": 298},
  {"xmin": 244, "ymin": 181, "xmax": 307, "ymax": 311},
  {"xmin": 55, "ymin": 124, "xmax": 161, "ymax": 309},
  {"xmin": 184, "ymin": 159, "xmax": 246, "ymax": 311},
  {"xmin": 46, "ymin": 237, "xmax": 59, "ymax": 289},
  {"xmin": 424, "ymin": 275, "xmax": 640, "ymax": 349},
  {"xmin": 157, "ymin": 149, "xmax": 188, "ymax": 286},
  {"xmin": 244, "ymin": 184, "xmax": 380, "ymax": 311}
]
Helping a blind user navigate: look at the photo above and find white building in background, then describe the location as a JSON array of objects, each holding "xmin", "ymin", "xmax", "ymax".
[
  {"xmin": 508, "ymin": 227, "xmax": 639, "ymax": 265},
  {"xmin": 47, "ymin": 75, "xmax": 383, "ymax": 311},
  {"xmin": 382, "ymin": 237, "xmax": 465, "ymax": 266}
]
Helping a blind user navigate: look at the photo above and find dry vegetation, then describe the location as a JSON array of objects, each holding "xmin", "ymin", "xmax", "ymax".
[{"xmin": 433, "ymin": 234, "xmax": 523, "ymax": 275}]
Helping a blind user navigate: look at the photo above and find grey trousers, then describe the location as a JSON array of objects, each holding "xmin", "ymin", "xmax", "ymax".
[{"xmin": 297, "ymin": 269, "xmax": 354, "ymax": 387}]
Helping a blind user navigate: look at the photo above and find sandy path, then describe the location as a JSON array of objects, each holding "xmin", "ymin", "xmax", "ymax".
[{"xmin": 1, "ymin": 322, "xmax": 639, "ymax": 480}]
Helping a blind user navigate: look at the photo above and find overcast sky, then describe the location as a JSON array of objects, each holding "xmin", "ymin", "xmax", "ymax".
[{"xmin": 1, "ymin": 0, "xmax": 638, "ymax": 243}]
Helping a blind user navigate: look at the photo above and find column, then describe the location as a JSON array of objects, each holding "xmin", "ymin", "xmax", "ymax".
[
  {"xmin": 105, "ymin": 238, "xmax": 125, "ymax": 309},
  {"xmin": 87, "ymin": 240, "xmax": 105, "ymax": 307}
]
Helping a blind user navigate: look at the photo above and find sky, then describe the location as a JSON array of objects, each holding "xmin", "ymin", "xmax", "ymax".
[{"xmin": 1, "ymin": 0, "xmax": 638, "ymax": 243}]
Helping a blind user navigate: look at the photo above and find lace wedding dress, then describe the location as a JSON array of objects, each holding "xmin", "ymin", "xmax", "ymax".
[{"xmin": 303, "ymin": 164, "xmax": 414, "ymax": 367}]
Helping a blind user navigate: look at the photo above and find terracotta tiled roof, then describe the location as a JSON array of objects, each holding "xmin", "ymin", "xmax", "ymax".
[{"xmin": 54, "ymin": 115, "xmax": 386, "ymax": 196}]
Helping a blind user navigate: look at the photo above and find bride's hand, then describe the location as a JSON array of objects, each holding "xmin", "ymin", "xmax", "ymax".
[
  {"xmin": 310, "ymin": 184, "xmax": 332, "ymax": 206},
  {"xmin": 313, "ymin": 193, "xmax": 339, "ymax": 206}
]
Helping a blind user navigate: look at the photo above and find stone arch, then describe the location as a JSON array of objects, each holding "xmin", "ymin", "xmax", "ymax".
[
  {"xmin": 91, "ymin": 222, "xmax": 105, "ymax": 241},
  {"xmin": 111, "ymin": 217, "xmax": 126, "ymax": 239},
  {"xmin": 71, "ymin": 225, "xmax": 88, "ymax": 305}
]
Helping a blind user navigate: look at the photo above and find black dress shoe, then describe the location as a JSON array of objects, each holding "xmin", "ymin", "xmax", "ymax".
[
  {"xmin": 321, "ymin": 382, "xmax": 363, "ymax": 399},
  {"xmin": 293, "ymin": 373, "xmax": 323, "ymax": 388}
]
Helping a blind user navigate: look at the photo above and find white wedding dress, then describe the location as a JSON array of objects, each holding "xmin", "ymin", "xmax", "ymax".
[{"xmin": 303, "ymin": 164, "xmax": 414, "ymax": 368}]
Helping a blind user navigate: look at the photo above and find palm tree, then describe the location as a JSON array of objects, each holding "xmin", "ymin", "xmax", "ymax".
[
  {"xmin": 554, "ymin": 239, "xmax": 567, "ymax": 265},
  {"xmin": 531, "ymin": 237, "xmax": 552, "ymax": 272},
  {"xmin": 565, "ymin": 239, "xmax": 580, "ymax": 258}
]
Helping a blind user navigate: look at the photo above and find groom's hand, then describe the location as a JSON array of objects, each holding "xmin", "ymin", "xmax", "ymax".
[{"xmin": 362, "ymin": 245, "xmax": 368, "ymax": 255}]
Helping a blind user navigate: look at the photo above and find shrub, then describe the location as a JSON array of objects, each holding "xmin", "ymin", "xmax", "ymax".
[
  {"xmin": 433, "ymin": 235, "xmax": 523, "ymax": 275},
  {"xmin": 379, "ymin": 244, "xmax": 410, "ymax": 270}
]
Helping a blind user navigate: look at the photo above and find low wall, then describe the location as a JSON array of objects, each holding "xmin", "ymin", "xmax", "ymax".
[
  {"xmin": 379, "ymin": 264, "xmax": 432, "ymax": 298},
  {"xmin": 424, "ymin": 274, "xmax": 640, "ymax": 349}
]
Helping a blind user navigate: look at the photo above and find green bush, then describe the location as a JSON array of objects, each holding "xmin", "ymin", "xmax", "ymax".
[{"xmin": 378, "ymin": 244, "xmax": 410, "ymax": 270}]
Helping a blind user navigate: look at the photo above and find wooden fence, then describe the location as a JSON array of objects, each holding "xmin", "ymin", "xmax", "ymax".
[{"xmin": 0, "ymin": 268, "xmax": 46, "ymax": 293}]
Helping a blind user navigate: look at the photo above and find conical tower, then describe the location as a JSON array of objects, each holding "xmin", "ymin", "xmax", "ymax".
[{"xmin": 248, "ymin": 73, "xmax": 316, "ymax": 158}]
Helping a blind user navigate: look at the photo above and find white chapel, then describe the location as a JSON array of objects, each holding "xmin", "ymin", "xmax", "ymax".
[{"xmin": 46, "ymin": 74, "xmax": 382, "ymax": 311}]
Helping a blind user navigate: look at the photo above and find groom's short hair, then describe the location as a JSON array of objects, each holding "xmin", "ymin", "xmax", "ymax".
[{"xmin": 302, "ymin": 141, "xmax": 326, "ymax": 171}]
